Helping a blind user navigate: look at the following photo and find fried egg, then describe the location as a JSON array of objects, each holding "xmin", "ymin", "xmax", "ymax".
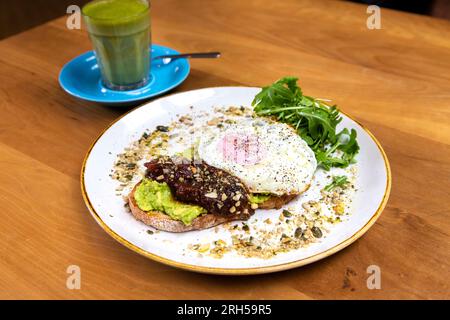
[{"xmin": 198, "ymin": 117, "xmax": 317, "ymax": 196}]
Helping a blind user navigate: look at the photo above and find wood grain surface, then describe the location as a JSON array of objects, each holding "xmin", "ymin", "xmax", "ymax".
[{"xmin": 0, "ymin": 0, "xmax": 449, "ymax": 299}]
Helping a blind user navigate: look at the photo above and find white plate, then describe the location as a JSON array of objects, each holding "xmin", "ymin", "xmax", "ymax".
[{"xmin": 81, "ymin": 87, "xmax": 391, "ymax": 275}]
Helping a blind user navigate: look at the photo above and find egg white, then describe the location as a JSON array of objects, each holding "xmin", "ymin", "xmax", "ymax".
[{"xmin": 198, "ymin": 117, "xmax": 317, "ymax": 195}]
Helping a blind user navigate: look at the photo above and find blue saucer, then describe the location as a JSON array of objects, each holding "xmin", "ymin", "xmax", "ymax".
[{"xmin": 59, "ymin": 44, "xmax": 190, "ymax": 105}]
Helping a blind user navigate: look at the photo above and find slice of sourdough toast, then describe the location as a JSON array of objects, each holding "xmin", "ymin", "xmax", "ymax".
[
  {"xmin": 127, "ymin": 182, "xmax": 249, "ymax": 232},
  {"xmin": 128, "ymin": 181, "xmax": 302, "ymax": 232}
]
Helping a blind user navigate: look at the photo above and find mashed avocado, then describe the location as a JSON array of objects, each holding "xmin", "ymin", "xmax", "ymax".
[
  {"xmin": 249, "ymin": 193, "xmax": 271, "ymax": 204},
  {"xmin": 134, "ymin": 179, "xmax": 206, "ymax": 225}
]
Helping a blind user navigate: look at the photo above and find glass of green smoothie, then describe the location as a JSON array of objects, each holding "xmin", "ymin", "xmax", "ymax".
[{"xmin": 82, "ymin": 0, "xmax": 151, "ymax": 91}]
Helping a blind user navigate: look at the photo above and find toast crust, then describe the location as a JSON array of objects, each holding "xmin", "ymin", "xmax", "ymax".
[{"xmin": 127, "ymin": 182, "xmax": 249, "ymax": 232}]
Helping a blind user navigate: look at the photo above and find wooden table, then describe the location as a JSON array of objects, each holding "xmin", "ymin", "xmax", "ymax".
[{"xmin": 0, "ymin": 0, "xmax": 449, "ymax": 299}]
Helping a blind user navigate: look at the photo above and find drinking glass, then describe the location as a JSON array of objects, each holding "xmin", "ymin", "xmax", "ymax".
[{"xmin": 82, "ymin": 0, "xmax": 151, "ymax": 91}]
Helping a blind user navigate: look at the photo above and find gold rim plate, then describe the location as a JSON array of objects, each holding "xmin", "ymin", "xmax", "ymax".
[{"xmin": 80, "ymin": 87, "xmax": 391, "ymax": 275}]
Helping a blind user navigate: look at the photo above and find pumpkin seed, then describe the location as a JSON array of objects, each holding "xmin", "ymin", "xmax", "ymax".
[
  {"xmin": 156, "ymin": 125, "xmax": 169, "ymax": 132},
  {"xmin": 282, "ymin": 210, "xmax": 292, "ymax": 217},
  {"xmin": 312, "ymin": 226, "xmax": 323, "ymax": 238},
  {"xmin": 294, "ymin": 227, "xmax": 303, "ymax": 238}
]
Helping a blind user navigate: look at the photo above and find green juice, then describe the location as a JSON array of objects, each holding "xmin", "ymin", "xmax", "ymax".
[{"xmin": 82, "ymin": 0, "xmax": 151, "ymax": 90}]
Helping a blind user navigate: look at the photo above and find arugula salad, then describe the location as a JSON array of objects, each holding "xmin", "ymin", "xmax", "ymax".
[{"xmin": 252, "ymin": 77, "xmax": 359, "ymax": 170}]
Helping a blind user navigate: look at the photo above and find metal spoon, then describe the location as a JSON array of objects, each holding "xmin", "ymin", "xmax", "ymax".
[{"xmin": 152, "ymin": 52, "xmax": 221, "ymax": 64}]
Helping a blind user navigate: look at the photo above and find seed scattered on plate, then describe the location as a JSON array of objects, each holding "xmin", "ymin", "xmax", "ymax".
[{"xmin": 311, "ymin": 227, "xmax": 323, "ymax": 238}]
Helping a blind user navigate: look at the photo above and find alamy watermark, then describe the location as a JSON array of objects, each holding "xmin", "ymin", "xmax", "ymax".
[
  {"xmin": 66, "ymin": 265, "xmax": 81, "ymax": 290},
  {"xmin": 66, "ymin": 5, "xmax": 81, "ymax": 30},
  {"xmin": 367, "ymin": 264, "xmax": 381, "ymax": 289},
  {"xmin": 367, "ymin": 5, "xmax": 381, "ymax": 29},
  {"xmin": 62, "ymin": 2, "xmax": 382, "ymax": 293},
  {"xmin": 66, "ymin": 4, "xmax": 382, "ymax": 31}
]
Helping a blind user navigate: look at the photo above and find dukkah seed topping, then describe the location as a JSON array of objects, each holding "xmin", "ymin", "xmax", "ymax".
[{"xmin": 144, "ymin": 156, "xmax": 254, "ymax": 217}]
